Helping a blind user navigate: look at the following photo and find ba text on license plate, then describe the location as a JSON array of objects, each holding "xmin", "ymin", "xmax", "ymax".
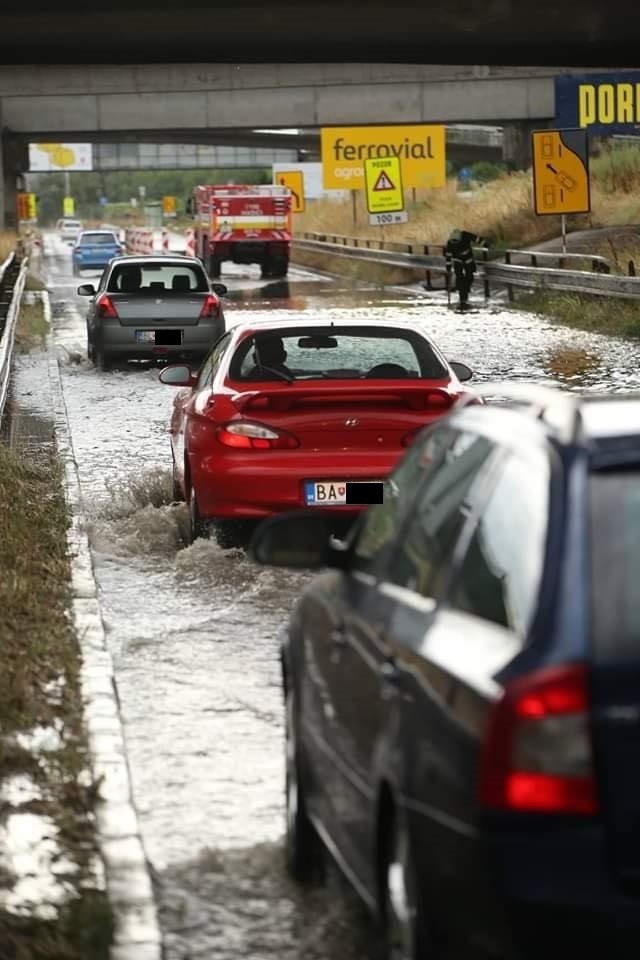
[{"xmin": 305, "ymin": 481, "xmax": 348, "ymax": 505}]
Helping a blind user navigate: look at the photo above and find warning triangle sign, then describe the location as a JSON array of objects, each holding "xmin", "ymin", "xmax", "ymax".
[{"xmin": 373, "ymin": 170, "xmax": 395, "ymax": 191}]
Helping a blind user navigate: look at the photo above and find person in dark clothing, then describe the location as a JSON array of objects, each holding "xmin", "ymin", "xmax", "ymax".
[
  {"xmin": 443, "ymin": 229, "xmax": 488, "ymax": 312},
  {"xmin": 246, "ymin": 336, "xmax": 294, "ymax": 381}
]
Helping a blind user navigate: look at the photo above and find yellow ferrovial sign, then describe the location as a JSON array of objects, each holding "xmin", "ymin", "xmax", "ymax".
[
  {"xmin": 531, "ymin": 129, "xmax": 590, "ymax": 216},
  {"xmin": 275, "ymin": 171, "xmax": 305, "ymax": 213},
  {"xmin": 321, "ymin": 125, "xmax": 446, "ymax": 190},
  {"xmin": 364, "ymin": 157, "xmax": 404, "ymax": 214},
  {"xmin": 63, "ymin": 196, "xmax": 75, "ymax": 216}
]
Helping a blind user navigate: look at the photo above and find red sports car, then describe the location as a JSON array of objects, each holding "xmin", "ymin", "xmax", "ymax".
[{"xmin": 159, "ymin": 318, "xmax": 477, "ymax": 546}]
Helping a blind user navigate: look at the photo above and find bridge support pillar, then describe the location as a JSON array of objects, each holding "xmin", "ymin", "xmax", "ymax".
[
  {"xmin": 502, "ymin": 121, "xmax": 550, "ymax": 169},
  {"xmin": 1, "ymin": 135, "xmax": 28, "ymax": 231}
]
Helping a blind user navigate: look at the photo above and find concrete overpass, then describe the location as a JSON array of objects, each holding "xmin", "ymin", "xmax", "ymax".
[{"xmin": 1, "ymin": 62, "xmax": 577, "ymax": 226}]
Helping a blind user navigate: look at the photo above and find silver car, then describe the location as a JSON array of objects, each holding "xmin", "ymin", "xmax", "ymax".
[
  {"xmin": 57, "ymin": 218, "xmax": 83, "ymax": 244},
  {"xmin": 78, "ymin": 256, "xmax": 227, "ymax": 371}
]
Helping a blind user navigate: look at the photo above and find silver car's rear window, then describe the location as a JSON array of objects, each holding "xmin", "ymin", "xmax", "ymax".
[{"xmin": 107, "ymin": 263, "xmax": 209, "ymax": 293}]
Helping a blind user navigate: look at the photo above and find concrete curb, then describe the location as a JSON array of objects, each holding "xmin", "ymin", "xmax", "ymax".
[{"xmin": 45, "ymin": 291, "xmax": 164, "ymax": 960}]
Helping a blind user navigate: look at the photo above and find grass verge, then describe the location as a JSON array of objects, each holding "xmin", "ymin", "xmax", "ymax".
[
  {"xmin": 0, "ymin": 298, "xmax": 113, "ymax": 956},
  {"xmin": 514, "ymin": 288, "xmax": 640, "ymax": 338},
  {"xmin": 0, "ymin": 231, "xmax": 18, "ymax": 263},
  {"xmin": 14, "ymin": 295, "xmax": 49, "ymax": 352},
  {"xmin": 0, "ymin": 439, "xmax": 114, "ymax": 959}
]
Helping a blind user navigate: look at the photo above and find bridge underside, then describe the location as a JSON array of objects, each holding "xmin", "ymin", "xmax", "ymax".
[
  {"xmin": 11, "ymin": 129, "xmax": 503, "ymax": 167},
  {"xmin": 1, "ymin": 2, "xmax": 635, "ymax": 66}
]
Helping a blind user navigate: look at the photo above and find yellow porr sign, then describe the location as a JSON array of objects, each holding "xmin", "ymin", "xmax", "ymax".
[{"xmin": 321, "ymin": 125, "xmax": 446, "ymax": 190}]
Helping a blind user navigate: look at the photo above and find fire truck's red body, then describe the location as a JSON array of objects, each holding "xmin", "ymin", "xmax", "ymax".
[{"xmin": 191, "ymin": 184, "xmax": 292, "ymax": 278}]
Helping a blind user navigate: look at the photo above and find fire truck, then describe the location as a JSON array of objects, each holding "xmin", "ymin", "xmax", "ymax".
[{"xmin": 189, "ymin": 184, "xmax": 292, "ymax": 279}]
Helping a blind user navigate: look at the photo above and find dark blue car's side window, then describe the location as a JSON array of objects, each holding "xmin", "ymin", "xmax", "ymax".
[
  {"xmin": 387, "ymin": 431, "xmax": 495, "ymax": 601},
  {"xmin": 448, "ymin": 448, "xmax": 550, "ymax": 637},
  {"xmin": 350, "ymin": 426, "xmax": 459, "ymax": 578}
]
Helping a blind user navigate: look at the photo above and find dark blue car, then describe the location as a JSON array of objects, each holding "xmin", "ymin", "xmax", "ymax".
[
  {"xmin": 250, "ymin": 384, "xmax": 640, "ymax": 960},
  {"xmin": 72, "ymin": 229, "xmax": 123, "ymax": 275}
]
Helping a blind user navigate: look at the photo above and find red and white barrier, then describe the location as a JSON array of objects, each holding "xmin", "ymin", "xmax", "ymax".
[
  {"xmin": 185, "ymin": 228, "xmax": 196, "ymax": 257},
  {"xmin": 125, "ymin": 228, "xmax": 154, "ymax": 255},
  {"xmin": 124, "ymin": 227, "xmax": 172, "ymax": 256}
]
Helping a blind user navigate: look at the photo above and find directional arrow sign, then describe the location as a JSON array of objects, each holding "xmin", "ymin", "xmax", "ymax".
[
  {"xmin": 531, "ymin": 129, "xmax": 590, "ymax": 215},
  {"xmin": 364, "ymin": 156, "xmax": 404, "ymax": 214}
]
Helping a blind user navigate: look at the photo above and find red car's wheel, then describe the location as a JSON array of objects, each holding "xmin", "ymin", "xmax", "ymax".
[
  {"xmin": 171, "ymin": 458, "xmax": 184, "ymax": 503},
  {"xmin": 189, "ymin": 486, "xmax": 209, "ymax": 542}
]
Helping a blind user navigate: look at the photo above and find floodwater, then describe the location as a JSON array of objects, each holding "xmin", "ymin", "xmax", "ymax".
[{"xmin": 28, "ymin": 231, "xmax": 640, "ymax": 958}]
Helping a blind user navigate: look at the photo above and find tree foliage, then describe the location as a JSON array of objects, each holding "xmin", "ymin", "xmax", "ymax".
[{"xmin": 30, "ymin": 167, "xmax": 271, "ymax": 224}]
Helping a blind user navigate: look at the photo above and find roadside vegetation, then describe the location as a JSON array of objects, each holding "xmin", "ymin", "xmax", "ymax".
[
  {"xmin": 292, "ymin": 142, "xmax": 640, "ymax": 337},
  {"xmin": 0, "ymin": 231, "xmax": 18, "ymax": 262},
  {"xmin": 295, "ymin": 143, "xmax": 640, "ymax": 254},
  {"xmin": 513, "ymin": 289, "xmax": 640, "ymax": 338},
  {"xmin": 0, "ymin": 300, "xmax": 113, "ymax": 957}
]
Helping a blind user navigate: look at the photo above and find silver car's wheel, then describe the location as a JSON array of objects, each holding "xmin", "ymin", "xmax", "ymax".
[
  {"xmin": 285, "ymin": 687, "xmax": 324, "ymax": 882},
  {"xmin": 382, "ymin": 813, "xmax": 423, "ymax": 960},
  {"xmin": 95, "ymin": 349, "xmax": 110, "ymax": 372}
]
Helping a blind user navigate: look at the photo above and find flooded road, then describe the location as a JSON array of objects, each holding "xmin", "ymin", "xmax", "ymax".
[{"xmin": 38, "ymin": 233, "xmax": 640, "ymax": 959}]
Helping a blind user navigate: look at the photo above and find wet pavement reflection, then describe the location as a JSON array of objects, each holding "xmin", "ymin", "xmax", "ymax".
[{"xmin": 36, "ymin": 233, "xmax": 640, "ymax": 958}]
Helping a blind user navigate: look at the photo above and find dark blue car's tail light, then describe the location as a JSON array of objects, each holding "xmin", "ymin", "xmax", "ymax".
[{"xmin": 479, "ymin": 664, "xmax": 598, "ymax": 815}]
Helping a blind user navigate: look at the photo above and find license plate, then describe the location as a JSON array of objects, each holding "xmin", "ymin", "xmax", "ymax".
[
  {"xmin": 304, "ymin": 480, "xmax": 383, "ymax": 506},
  {"xmin": 135, "ymin": 330, "xmax": 155, "ymax": 343}
]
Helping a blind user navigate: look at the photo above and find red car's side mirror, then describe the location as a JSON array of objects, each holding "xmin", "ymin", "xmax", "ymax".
[{"xmin": 158, "ymin": 365, "xmax": 197, "ymax": 387}]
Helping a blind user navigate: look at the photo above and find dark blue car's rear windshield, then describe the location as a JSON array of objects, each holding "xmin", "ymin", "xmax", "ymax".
[{"xmin": 590, "ymin": 469, "xmax": 640, "ymax": 661}]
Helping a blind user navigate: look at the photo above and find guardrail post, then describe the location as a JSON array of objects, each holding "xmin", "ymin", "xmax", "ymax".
[
  {"xmin": 630, "ymin": 260, "xmax": 636, "ymax": 277},
  {"xmin": 480, "ymin": 248, "xmax": 490, "ymax": 301},
  {"xmin": 532, "ymin": 254, "xmax": 537, "ymax": 268}
]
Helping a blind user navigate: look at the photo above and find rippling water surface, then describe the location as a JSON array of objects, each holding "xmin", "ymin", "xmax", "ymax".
[{"xmin": 39, "ymin": 232, "xmax": 640, "ymax": 958}]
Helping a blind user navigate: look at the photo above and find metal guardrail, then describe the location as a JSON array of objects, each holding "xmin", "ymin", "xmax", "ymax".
[
  {"xmin": 296, "ymin": 232, "xmax": 640, "ymax": 301},
  {"xmin": 0, "ymin": 252, "xmax": 29, "ymax": 424},
  {"xmin": 503, "ymin": 249, "xmax": 612, "ymax": 273}
]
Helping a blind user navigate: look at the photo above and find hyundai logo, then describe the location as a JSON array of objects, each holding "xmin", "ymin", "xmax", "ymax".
[{"xmin": 345, "ymin": 418, "xmax": 359, "ymax": 427}]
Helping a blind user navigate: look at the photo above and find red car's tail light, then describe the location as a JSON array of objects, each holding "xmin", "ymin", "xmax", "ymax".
[
  {"xmin": 96, "ymin": 294, "xmax": 118, "ymax": 319},
  {"xmin": 199, "ymin": 294, "xmax": 220, "ymax": 319},
  {"xmin": 479, "ymin": 664, "xmax": 598, "ymax": 815},
  {"xmin": 216, "ymin": 421, "xmax": 299, "ymax": 450},
  {"xmin": 425, "ymin": 391, "xmax": 455, "ymax": 408}
]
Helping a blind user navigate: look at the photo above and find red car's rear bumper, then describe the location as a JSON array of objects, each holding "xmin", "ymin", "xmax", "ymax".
[{"xmin": 191, "ymin": 449, "xmax": 401, "ymax": 519}]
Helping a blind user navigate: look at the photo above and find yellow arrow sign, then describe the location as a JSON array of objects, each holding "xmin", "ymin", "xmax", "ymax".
[
  {"xmin": 276, "ymin": 171, "xmax": 305, "ymax": 212},
  {"xmin": 364, "ymin": 157, "xmax": 404, "ymax": 214},
  {"xmin": 532, "ymin": 129, "xmax": 590, "ymax": 215}
]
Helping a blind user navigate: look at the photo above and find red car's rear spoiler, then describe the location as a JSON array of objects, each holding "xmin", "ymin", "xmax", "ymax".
[{"xmin": 232, "ymin": 384, "xmax": 460, "ymax": 413}]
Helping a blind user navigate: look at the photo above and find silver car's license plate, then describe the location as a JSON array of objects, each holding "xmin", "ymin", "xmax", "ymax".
[{"xmin": 135, "ymin": 330, "xmax": 155, "ymax": 343}]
